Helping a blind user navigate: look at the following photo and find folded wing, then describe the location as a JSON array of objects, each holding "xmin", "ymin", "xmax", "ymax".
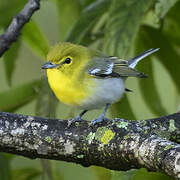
[{"xmin": 87, "ymin": 56, "xmax": 147, "ymax": 78}]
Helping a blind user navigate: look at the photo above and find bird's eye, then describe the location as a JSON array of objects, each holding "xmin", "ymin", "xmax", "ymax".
[{"xmin": 64, "ymin": 57, "xmax": 71, "ymax": 64}]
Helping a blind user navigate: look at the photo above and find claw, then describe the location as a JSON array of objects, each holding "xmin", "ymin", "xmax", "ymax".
[
  {"xmin": 89, "ymin": 104, "xmax": 110, "ymax": 127},
  {"xmin": 67, "ymin": 110, "xmax": 88, "ymax": 127},
  {"xmin": 89, "ymin": 117, "xmax": 108, "ymax": 127},
  {"xmin": 68, "ymin": 115, "xmax": 81, "ymax": 126}
]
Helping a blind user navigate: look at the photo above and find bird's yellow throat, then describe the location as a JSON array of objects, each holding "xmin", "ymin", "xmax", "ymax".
[{"xmin": 47, "ymin": 68, "xmax": 95, "ymax": 107}]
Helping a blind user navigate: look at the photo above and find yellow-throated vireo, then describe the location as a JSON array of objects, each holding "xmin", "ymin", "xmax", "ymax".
[{"xmin": 42, "ymin": 42, "xmax": 159, "ymax": 126}]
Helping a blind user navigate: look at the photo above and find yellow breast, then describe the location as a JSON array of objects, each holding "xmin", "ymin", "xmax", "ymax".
[{"xmin": 47, "ymin": 69, "xmax": 95, "ymax": 107}]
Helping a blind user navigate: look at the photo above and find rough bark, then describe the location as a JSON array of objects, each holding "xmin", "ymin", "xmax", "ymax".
[
  {"xmin": 0, "ymin": 0, "xmax": 40, "ymax": 57},
  {"xmin": 0, "ymin": 111, "xmax": 180, "ymax": 179}
]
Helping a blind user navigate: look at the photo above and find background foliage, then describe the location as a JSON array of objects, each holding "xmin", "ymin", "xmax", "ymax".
[{"xmin": 0, "ymin": 0, "xmax": 179, "ymax": 179}]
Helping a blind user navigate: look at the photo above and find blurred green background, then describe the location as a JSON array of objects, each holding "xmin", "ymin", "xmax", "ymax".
[{"xmin": 0, "ymin": 0, "xmax": 179, "ymax": 179}]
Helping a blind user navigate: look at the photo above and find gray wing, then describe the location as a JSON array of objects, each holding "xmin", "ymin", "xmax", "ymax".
[{"xmin": 86, "ymin": 56, "xmax": 147, "ymax": 78}]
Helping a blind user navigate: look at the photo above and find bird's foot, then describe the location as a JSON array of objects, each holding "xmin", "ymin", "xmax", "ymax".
[
  {"xmin": 89, "ymin": 116, "xmax": 108, "ymax": 127},
  {"xmin": 68, "ymin": 115, "xmax": 81, "ymax": 126}
]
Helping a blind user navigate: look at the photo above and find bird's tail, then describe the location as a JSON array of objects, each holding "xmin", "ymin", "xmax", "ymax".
[{"xmin": 128, "ymin": 48, "xmax": 160, "ymax": 69}]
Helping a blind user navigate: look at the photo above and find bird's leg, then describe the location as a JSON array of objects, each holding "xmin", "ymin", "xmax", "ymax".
[
  {"xmin": 74, "ymin": 110, "xmax": 88, "ymax": 120},
  {"xmin": 68, "ymin": 110, "xmax": 88, "ymax": 126},
  {"xmin": 89, "ymin": 103, "xmax": 110, "ymax": 126}
]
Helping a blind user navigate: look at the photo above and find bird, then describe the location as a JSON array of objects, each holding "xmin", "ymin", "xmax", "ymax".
[{"xmin": 42, "ymin": 42, "xmax": 159, "ymax": 126}]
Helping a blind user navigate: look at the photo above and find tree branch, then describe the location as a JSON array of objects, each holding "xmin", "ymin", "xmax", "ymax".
[
  {"xmin": 0, "ymin": 0, "xmax": 40, "ymax": 57},
  {"xmin": 0, "ymin": 111, "xmax": 180, "ymax": 179}
]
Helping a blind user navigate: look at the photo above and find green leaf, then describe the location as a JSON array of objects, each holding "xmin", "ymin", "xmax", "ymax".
[
  {"xmin": 166, "ymin": 0, "xmax": 180, "ymax": 20},
  {"xmin": 40, "ymin": 159, "xmax": 54, "ymax": 180},
  {"xmin": 66, "ymin": 0, "xmax": 111, "ymax": 44},
  {"xmin": 104, "ymin": 0, "xmax": 153, "ymax": 57},
  {"xmin": 12, "ymin": 168, "xmax": 42, "ymax": 180},
  {"xmin": 78, "ymin": 0, "xmax": 97, "ymax": 8},
  {"xmin": 55, "ymin": 0, "xmax": 81, "ymax": 41},
  {"xmin": 163, "ymin": 2, "xmax": 180, "ymax": 47},
  {"xmin": 0, "ymin": 79, "xmax": 43, "ymax": 112},
  {"xmin": 3, "ymin": 40, "xmax": 21, "ymax": 86},
  {"xmin": 0, "ymin": 153, "xmax": 11, "ymax": 180},
  {"xmin": 22, "ymin": 20, "xmax": 50, "ymax": 59},
  {"xmin": 163, "ymin": 17, "xmax": 180, "ymax": 47},
  {"xmin": 142, "ymin": 25, "xmax": 180, "ymax": 93},
  {"xmin": 3, "ymin": 153, "xmax": 15, "ymax": 161},
  {"xmin": 135, "ymin": 31, "xmax": 167, "ymax": 116},
  {"xmin": 91, "ymin": 166, "xmax": 111, "ymax": 180},
  {"xmin": 133, "ymin": 168, "xmax": 174, "ymax": 180},
  {"xmin": 0, "ymin": 0, "xmax": 25, "ymax": 27},
  {"xmin": 155, "ymin": 0, "xmax": 178, "ymax": 19},
  {"xmin": 110, "ymin": 95, "xmax": 136, "ymax": 120},
  {"xmin": 35, "ymin": 80, "xmax": 58, "ymax": 118},
  {"xmin": 111, "ymin": 170, "xmax": 136, "ymax": 180}
]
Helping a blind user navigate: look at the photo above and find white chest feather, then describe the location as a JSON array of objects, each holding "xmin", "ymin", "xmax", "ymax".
[{"xmin": 80, "ymin": 78, "xmax": 125, "ymax": 110}]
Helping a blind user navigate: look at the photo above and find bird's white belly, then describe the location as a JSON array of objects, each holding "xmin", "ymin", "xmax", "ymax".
[{"xmin": 80, "ymin": 78, "xmax": 125, "ymax": 110}]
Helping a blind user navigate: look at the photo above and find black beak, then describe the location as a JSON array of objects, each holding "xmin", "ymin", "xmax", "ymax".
[{"xmin": 41, "ymin": 61, "xmax": 57, "ymax": 69}]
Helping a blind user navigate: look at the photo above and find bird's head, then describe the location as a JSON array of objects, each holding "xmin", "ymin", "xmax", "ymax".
[{"xmin": 42, "ymin": 42, "xmax": 90, "ymax": 75}]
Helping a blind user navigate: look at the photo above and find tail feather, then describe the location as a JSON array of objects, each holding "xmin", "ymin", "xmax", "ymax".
[{"xmin": 128, "ymin": 48, "xmax": 160, "ymax": 69}]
